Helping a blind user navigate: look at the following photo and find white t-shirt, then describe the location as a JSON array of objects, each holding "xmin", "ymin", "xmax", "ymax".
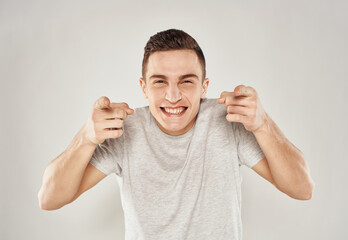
[{"xmin": 90, "ymin": 98, "xmax": 265, "ymax": 240}]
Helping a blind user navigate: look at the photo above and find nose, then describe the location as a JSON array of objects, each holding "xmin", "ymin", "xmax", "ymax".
[{"xmin": 165, "ymin": 84, "xmax": 182, "ymax": 103}]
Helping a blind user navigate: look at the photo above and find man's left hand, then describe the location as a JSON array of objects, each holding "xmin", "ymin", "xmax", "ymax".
[{"xmin": 217, "ymin": 85, "xmax": 268, "ymax": 133}]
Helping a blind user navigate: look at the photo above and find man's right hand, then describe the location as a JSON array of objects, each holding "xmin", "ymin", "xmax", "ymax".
[{"xmin": 83, "ymin": 96, "xmax": 134, "ymax": 146}]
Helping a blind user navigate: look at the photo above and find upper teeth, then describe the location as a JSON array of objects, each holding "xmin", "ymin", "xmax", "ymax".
[{"xmin": 163, "ymin": 107, "xmax": 186, "ymax": 114}]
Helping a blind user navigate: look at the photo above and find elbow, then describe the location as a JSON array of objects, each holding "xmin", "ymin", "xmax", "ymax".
[
  {"xmin": 303, "ymin": 179, "xmax": 315, "ymax": 200},
  {"xmin": 38, "ymin": 189, "xmax": 65, "ymax": 211},
  {"xmin": 291, "ymin": 179, "xmax": 315, "ymax": 201},
  {"xmin": 38, "ymin": 201, "xmax": 57, "ymax": 211},
  {"xmin": 38, "ymin": 190, "xmax": 54, "ymax": 210},
  {"xmin": 39, "ymin": 201, "xmax": 55, "ymax": 211},
  {"xmin": 298, "ymin": 189, "xmax": 313, "ymax": 200}
]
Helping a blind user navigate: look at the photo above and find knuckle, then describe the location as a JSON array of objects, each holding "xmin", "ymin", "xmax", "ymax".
[
  {"xmin": 115, "ymin": 119, "xmax": 123, "ymax": 127},
  {"xmin": 226, "ymin": 98, "xmax": 233, "ymax": 105},
  {"xmin": 121, "ymin": 102, "xmax": 129, "ymax": 108},
  {"xmin": 115, "ymin": 109, "xmax": 124, "ymax": 117}
]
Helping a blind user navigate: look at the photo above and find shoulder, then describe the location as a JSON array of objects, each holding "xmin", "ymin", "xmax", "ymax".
[
  {"xmin": 199, "ymin": 98, "xmax": 226, "ymax": 115},
  {"xmin": 198, "ymin": 98, "xmax": 230, "ymax": 122},
  {"xmin": 123, "ymin": 105, "xmax": 151, "ymax": 131}
]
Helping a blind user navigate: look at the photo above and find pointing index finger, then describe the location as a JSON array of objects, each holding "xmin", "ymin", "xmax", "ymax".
[
  {"xmin": 125, "ymin": 108, "xmax": 134, "ymax": 115},
  {"xmin": 217, "ymin": 91, "xmax": 231, "ymax": 104},
  {"xmin": 120, "ymin": 102, "xmax": 135, "ymax": 115},
  {"xmin": 217, "ymin": 98, "xmax": 225, "ymax": 104},
  {"xmin": 110, "ymin": 102, "xmax": 135, "ymax": 115}
]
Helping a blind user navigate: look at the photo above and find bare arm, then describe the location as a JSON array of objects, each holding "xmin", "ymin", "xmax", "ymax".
[
  {"xmin": 67, "ymin": 162, "xmax": 107, "ymax": 204},
  {"xmin": 38, "ymin": 96, "xmax": 134, "ymax": 210},
  {"xmin": 38, "ymin": 126, "xmax": 100, "ymax": 210},
  {"xmin": 252, "ymin": 114, "xmax": 315, "ymax": 200},
  {"xmin": 218, "ymin": 85, "xmax": 314, "ymax": 200}
]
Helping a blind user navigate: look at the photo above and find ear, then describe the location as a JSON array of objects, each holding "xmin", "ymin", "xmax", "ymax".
[
  {"xmin": 139, "ymin": 77, "xmax": 148, "ymax": 99},
  {"xmin": 200, "ymin": 78, "xmax": 209, "ymax": 99}
]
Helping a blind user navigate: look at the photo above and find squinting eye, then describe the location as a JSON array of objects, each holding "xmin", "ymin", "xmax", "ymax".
[
  {"xmin": 183, "ymin": 80, "xmax": 193, "ymax": 83},
  {"xmin": 155, "ymin": 80, "xmax": 164, "ymax": 84}
]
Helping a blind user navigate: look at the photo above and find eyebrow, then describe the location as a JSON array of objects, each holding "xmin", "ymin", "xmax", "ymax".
[
  {"xmin": 180, "ymin": 74, "xmax": 199, "ymax": 80},
  {"xmin": 149, "ymin": 74, "xmax": 199, "ymax": 80}
]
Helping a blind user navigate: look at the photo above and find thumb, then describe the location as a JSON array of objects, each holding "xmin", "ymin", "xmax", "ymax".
[
  {"xmin": 94, "ymin": 96, "xmax": 110, "ymax": 110},
  {"xmin": 126, "ymin": 107, "xmax": 135, "ymax": 115},
  {"xmin": 217, "ymin": 97, "xmax": 225, "ymax": 104}
]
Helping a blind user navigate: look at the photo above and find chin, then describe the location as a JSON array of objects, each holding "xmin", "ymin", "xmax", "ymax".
[{"xmin": 162, "ymin": 122, "xmax": 185, "ymax": 131}]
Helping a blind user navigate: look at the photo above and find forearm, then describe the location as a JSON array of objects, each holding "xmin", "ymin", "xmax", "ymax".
[
  {"xmin": 38, "ymin": 125, "xmax": 97, "ymax": 210},
  {"xmin": 253, "ymin": 113, "xmax": 315, "ymax": 199}
]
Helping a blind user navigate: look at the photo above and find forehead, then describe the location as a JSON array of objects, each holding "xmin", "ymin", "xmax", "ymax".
[{"xmin": 146, "ymin": 49, "xmax": 202, "ymax": 79}]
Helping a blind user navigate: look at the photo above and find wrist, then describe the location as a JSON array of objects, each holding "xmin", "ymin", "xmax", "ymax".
[
  {"xmin": 77, "ymin": 124, "xmax": 99, "ymax": 148},
  {"xmin": 252, "ymin": 112, "xmax": 271, "ymax": 135}
]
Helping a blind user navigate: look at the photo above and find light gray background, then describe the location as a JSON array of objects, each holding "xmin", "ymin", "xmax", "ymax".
[{"xmin": 1, "ymin": 0, "xmax": 347, "ymax": 239}]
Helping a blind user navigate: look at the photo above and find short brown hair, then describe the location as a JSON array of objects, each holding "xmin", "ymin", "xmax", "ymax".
[{"xmin": 142, "ymin": 29, "xmax": 206, "ymax": 80}]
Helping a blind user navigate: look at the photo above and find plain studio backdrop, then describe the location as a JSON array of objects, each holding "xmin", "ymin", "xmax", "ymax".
[{"xmin": 1, "ymin": 0, "xmax": 347, "ymax": 239}]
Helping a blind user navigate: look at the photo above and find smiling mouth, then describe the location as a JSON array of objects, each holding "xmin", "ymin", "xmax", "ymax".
[{"xmin": 160, "ymin": 107, "xmax": 188, "ymax": 115}]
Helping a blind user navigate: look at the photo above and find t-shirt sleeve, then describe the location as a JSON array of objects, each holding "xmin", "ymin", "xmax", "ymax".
[
  {"xmin": 233, "ymin": 122, "xmax": 265, "ymax": 168},
  {"xmin": 89, "ymin": 137, "xmax": 124, "ymax": 177}
]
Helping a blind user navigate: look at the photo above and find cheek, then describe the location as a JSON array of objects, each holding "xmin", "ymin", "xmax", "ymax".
[
  {"xmin": 181, "ymin": 86, "xmax": 203, "ymax": 98},
  {"xmin": 182, "ymin": 84, "xmax": 200, "ymax": 90},
  {"xmin": 148, "ymin": 88, "xmax": 165, "ymax": 103}
]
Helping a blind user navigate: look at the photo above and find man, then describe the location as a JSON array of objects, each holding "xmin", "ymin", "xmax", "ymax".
[{"xmin": 38, "ymin": 29, "xmax": 314, "ymax": 239}]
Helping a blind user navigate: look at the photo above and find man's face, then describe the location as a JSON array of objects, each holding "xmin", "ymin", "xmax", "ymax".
[{"xmin": 140, "ymin": 49, "xmax": 209, "ymax": 136}]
